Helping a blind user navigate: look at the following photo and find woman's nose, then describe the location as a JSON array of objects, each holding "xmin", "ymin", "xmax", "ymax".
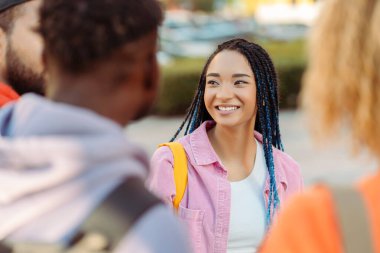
[{"xmin": 215, "ymin": 84, "xmax": 234, "ymax": 100}]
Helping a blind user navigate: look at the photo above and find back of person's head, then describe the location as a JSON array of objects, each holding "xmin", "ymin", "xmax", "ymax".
[
  {"xmin": 302, "ymin": 0, "xmax": 380, "ymax": 157},
  {"xmin": 38, "ymin": 0, "xmax": 162, "ymax": 83},
  {"xmin": 37, "ymin": 0, "xmax": 163, "ymax": 125}
]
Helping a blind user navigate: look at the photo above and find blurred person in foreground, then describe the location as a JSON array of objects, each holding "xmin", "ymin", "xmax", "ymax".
[
  {"xmin": 0, "ymin": 0, "xmax": 44, "ymax": 106},
  {"xmin": 260, "ymin": 0, "xmax": 380, "ymax": 252},
  {"xmin": 0, "ymin": 0, "xmax": 191, "ymax": 252}
]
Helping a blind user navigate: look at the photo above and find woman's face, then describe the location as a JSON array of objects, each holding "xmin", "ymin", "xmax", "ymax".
[{"xmin": 204, "ymin": 50, "xmax": 257, "ymax": 128}]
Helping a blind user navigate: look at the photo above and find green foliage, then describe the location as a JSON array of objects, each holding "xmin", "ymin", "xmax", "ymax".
[
  {"xmin": 155, "ymin": 40, "xmax": 307, "ymax": 115},
  {"xmin": 261, "ymin": 40, "xmax": 306, "ymax": 108},
  {"xmin": 155, "ymin": 58, "xmax": 203, "ymax": 115},
  {"xmin": 259, "ymin": 39, "xmax": 307, "ymax": 66},
  {"xmin": 277, "ymin": 64, "xmax": 305, "ymax": 108},
  {"xmin": 191, "ymin": 0, "xmax": 214, "ymax": 12}
]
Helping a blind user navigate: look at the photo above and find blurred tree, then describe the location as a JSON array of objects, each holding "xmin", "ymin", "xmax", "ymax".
[
  {"xmin": 191, "ymin": 0, "xmax": 214, "ymax": 12},
  {"xmin": 165, "ymin": 0, "xmax": 181, "ymax": 9}
]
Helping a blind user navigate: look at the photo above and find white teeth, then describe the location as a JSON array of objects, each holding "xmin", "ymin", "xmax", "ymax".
[{"xmin": 217, "ymin": 106, "xmax": 238, "ymax": 111}]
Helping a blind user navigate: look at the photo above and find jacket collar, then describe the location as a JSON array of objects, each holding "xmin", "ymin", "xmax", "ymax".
[
  {"xmin": 190, "ymin": 121, "xmax": 220, "ymax": 166},
  {"xmin": 189, "ymin": 120, "xmax": 288, "ymax": 189}
]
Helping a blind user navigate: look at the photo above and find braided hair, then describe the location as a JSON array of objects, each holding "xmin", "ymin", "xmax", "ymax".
[{"xmin": 171, "ymin": 38, "xmax": 283, "ymax": 225}]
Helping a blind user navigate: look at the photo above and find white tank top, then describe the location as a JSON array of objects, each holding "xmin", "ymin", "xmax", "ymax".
[{"xmin": 227, "ymin": 139, "xmax": 267, "ymax": 253}]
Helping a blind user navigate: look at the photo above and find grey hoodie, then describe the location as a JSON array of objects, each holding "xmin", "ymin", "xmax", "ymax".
[{"xmin": 0, "ymin": 94, "xmax": 190, "ymax": 253}]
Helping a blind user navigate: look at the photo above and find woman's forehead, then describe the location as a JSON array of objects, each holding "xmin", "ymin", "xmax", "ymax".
[{"xmin": 207, "ymin": 50, "xmax": 253, "ymax": 76}]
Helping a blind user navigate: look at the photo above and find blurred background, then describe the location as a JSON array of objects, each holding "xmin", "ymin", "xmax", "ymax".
[{"xmin": 126, "ymin": 0, "xmax": 377, "ymax": 186}]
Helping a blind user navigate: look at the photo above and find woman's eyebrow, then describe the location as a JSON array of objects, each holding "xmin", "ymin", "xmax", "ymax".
[
  {"xmin": 232, "ymin": 73, "xmax": 251, "ymax": 78},
  {"xmin": 206, "ymin": 73, "xmax": 220, "ymax": 77},
  {"xmin": 206, "ymin": 73, "xmax": 251, "ymax": 78}
]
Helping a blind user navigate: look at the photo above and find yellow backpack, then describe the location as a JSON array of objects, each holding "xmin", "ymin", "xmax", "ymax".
[{"xmin": 159, "ymin": 142, "xmax": 188, "ymax": 211}]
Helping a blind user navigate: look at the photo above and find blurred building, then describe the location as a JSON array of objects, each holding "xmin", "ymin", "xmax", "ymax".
[
  {"xmin": 161, "ymin": 0, "xmax": 317, "ymax": 14},
  {"xmin": 222, "ymin": 0, "xmax": 318, "ymax": 17}
]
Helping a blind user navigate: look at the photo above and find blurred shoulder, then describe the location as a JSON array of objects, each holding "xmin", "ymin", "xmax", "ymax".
[{"xmin": 261, "ymin": 185, "xmax": 340, "ymax": 253}]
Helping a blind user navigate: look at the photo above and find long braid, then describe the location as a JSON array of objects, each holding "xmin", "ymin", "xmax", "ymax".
[
  {"xmin": 171, "ymin": 55, "xmax": 215, "ymax": 139},
  {"xmin": 254, "ymin": 46, "xmax": 283, "ymax": 150},
  {"xmin": 189, "ymin": 89, "xmax": 203, "ymax": 134},
  {"xmin": 241, "ymin": 45, "xmax": 280, "ymax": 224},
  {"xmin": 235, "ymin": 40, "xmax": 282, "ymax": 224},
  {"xmin": 249, "ymin": 43, "xmax": 281, "ymax": 147},
  {"xmin": 170, "ymin": 78, "xmax": 204, "ymax": 141},
  {"xmin": 185, "ymin": 90, "xmax": 201, "ymax": 135},
  {"xmin": 170, "ymin": 38, "xmax": 283, "ymax": 225},
  {"xmin": 170, "ymin": 104, "xmax": 194, "ymax": 142}
]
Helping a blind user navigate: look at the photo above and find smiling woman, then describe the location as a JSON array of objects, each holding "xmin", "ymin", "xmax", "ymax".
[
  {"xmin": 204, "ymin": 51, "xmax": 257, "ymax": 129},
  {"xmin": 148, "ymin": 38, "xmax": 303, "ymax": 253}
]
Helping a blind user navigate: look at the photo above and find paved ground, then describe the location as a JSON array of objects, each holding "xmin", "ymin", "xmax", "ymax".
[{"xmin": 125, "ymin": 110, "xmax": 377, "ymax": 186}]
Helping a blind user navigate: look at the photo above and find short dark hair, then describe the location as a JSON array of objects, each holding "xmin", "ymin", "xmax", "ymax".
[{"xmin": 38, "ymin": 0, "xmax": 163, "ymax": 74}]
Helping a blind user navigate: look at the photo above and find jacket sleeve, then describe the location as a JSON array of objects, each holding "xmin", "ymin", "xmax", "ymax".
[{"xmin": 147, "ymin": 146, "xmax": 176, "ymax": 208}]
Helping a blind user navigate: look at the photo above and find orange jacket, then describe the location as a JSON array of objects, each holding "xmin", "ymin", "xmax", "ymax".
[
  {"xmin": 0, "ymin": 82, "xmax": 19, "ymax": 107},
  {"xmin": 260, "ymin": 172, "xmax": 380, "ymax": 253}
]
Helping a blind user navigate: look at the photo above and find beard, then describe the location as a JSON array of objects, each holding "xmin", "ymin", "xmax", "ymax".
[{"xmin": 5, "ymin": 44, "xmax": 45, "ymax": 96}]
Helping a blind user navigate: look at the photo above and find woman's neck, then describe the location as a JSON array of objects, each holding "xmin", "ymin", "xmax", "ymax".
[{"xmin": 208, "ymin": 122, "xmax": 257, "ymax": 181}]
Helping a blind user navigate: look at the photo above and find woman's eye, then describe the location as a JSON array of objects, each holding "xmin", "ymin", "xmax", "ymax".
[
  {"xmin": 207, "ymin": 80, "xmax": 219, "ymax": 86},
  {"xmin": 235, "ymin": 80, "xmax": 248, "ymax": 85}
]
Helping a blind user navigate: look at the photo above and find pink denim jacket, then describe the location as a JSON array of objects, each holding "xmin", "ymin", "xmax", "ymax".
[{"xmin": 148, "ymin": 121, "xmax": 303, "ymax": 253}]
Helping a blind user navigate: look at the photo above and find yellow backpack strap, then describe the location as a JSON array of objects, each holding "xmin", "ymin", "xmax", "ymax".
[{"xmin": 159, "ymin": 142, "xmax": 188, "ymax": 211}]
